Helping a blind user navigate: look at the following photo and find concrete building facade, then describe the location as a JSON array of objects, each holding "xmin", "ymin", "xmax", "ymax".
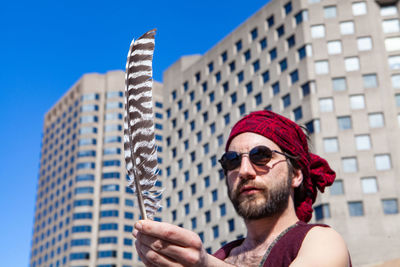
[
  {"xmin": 160, "ymin": 0, "xmax": 400, "ymax": 266},
  {"xmin": 30, "ymin": 71, "xmax": 164, "ymax": 267}
]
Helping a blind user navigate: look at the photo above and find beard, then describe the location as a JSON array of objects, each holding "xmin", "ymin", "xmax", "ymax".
[{"xmin": 228, "ymin": 174, "xmax": 291, "ymax": 220}]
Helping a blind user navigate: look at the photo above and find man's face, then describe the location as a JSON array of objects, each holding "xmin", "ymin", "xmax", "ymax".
[{"xmin": 226, "ymin": 132, "xmax": 292, "ymax": 220}]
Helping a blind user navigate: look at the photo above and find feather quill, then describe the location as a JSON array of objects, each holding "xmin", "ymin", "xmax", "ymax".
[{"xmin": 124, "ymin": 29, "xmax": 161, "ymax": 220}]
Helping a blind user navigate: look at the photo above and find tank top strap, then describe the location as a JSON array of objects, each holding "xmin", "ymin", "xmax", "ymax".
[{"xmin": 260, "ymin": 221, "xmax": 329, "ymax": 267}]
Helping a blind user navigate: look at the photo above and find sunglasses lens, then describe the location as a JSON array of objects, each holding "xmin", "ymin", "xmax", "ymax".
[
  {"xmin": 249, "ymin": 146, "xmax": 273, "ymax": 166},
  {"xmin": 221, "ymin": 152, "xmax": 241, "ymax": 170}
]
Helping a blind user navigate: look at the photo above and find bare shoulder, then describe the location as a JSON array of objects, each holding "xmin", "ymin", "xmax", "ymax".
[{"xmin": 290, "ymin": 226, "xmax": 350, "ymax": 267}]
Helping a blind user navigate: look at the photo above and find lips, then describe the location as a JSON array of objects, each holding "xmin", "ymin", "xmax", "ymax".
[{"xmin": 240, "ymin": 186, "xmax": 261, "ymax": 194}]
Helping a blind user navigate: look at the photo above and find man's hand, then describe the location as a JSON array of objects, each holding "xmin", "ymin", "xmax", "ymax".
[{"xmin": 133, "ymin": 220, "xmax": 234, "ymax": 267}]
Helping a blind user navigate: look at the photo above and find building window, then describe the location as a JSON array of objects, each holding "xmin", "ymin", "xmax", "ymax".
[
  {"xmin": 380, "ymin": 6, "xmax": 398, "ymax": 16},
  {"xmin": 357, "ymin": 37, "xmax": 372, "ymax": 51},
  {"xmin": 231, "ymin": 92, "xmax": 237, "ymax": 104},
  {"xmin": 369, "ymin": 113, "xmax": 384, "ymax": 128},
  {"xmin": 324, "ymin": 6, "xmax": 337, "ymax": 18},
  {"xmin": 239, "ymin": 103, "xmax": 246, "ymax": 115},
  {"xmin": 228, "ymin": 219, "xmax": 235, "ymax": 232},
  {"xmin": 350, "ymin": 95, "xmax": 365, "ymax": 110},
  {"xmin": 184, "ymin": 203, "xmax": 190, "ymax": 215},
  {"xmin": 361, "ymin": 177, "xmax": 378, "ymax": 194},
  {"xmin": 290, "ymin": 70, "xmax": 299, "ymax": 84},
  {"xmin": 212, "ymin": 189, "xmax": 218, "ymax": 202},
  {"xmin": 345, "ymin": 57, "xmax": 360, "ymax": 72},
  {"xmin": 319, "ymin": 97, "xmax": 334, "ymax": 112},
  {"xmin": 311, "ymin": 25, "xmax": 325, "ymax": 38},
  {"xmin": 251, "ymin": 28, "xmax": 258, "ymax": 40},
  {"xmin": 215, "ymin": 72, "xmax": 221, "ymax": 83},
  {"xmin": 259, "ymin": 38, "xmax": 267, "ymax": 50},
  {"xmin": 202, "ymin": 82, "xmax": 208, "ymax": 92},
  {"xmin": 385, "ymin": 37, "xmax": 400, "ymax": 52},
  {"xmin": 363, "ymin": 74, "xmax": 378, "ymax": 88},
  {"xmin": 338, "ymin": 116, "xmax": 352, "ymax": 130},
  {"xmin": 223, "ymin": 81, "xmax": 229, "ymax": 92},
  {"xmin": 255, "ymin": 93, "xmax": 262, "ymax": 106},
  {"xmin": 307, "ymin": 116, "xmax": 322, "ymax": 135},
  {"xmin": 213, "ymin": 225, "xmax": 219, "ymax": 238},
  {"xmin": 323, "ymin": 137, "xmax": 339, "ymax": 153},
  {"xmin": 352, "ymin": 2, "xmax": 367, "ymax": 16},
  {"xmin": 301, "ymin": 81, "xmax": 311, "ymax": 97},
  {"xmin": 205, "ymin": 210, "xmax": 211, "ymax": 223},
  {"xmin": 330, "ymin": 180, "xmax": 344, "ymax": 195},
  {"xmin": 375, "ymin": 154, "xmax": 392, "ymax": 170},
  {"xmin": 198, "ymin": 197, "xmax": 203, "ymax": 209},
  {"xmin": 397, "ymin": 94, "xmax": 400, "ymax": 107},
  {"xmin": 314, "ymin": 204, "xmax": 331, "ymax": 220},
  {"xmin": 348, "ymin": 201, "xmax": 364, "ymax": 216},
  {"xmin": 246, "ymin": 82, "xmax": 253, "ymax": 94},
  {"xmin": 287, "ymin": 35, "xmax": 295, "ymax": 48},
  {"xmin": 269, "ymin": 48, "xmax": 277, "ymax": 61},
  {"xmin": 277, "ymin": 25, "xmax": 285, "ymax": 38},
  {"xmin": 235, "ymin": 40, "xmax": 242, "ymax": 52},
  {"xmin": 382, "ymin": 19, "xmax": 400, "ymax": 33},
  {"xmin": 253, "ymin": 60, "xmax": 260, "ymax": 72},
  {"xmin": 279, "ymin": 58, "xmax": 287, "ymax": 72},
  {"xmin": 272, "ymin": 82, "xmax": 280, "ymax": 95},
  {"xmin": 208, "ymin": 62, "xmax": 214, "ymax": 73},
  {"xmin": 191, "ymin": 217, "xmax": 197, "ymax": 229},
  {"xmin": 195, "ymin": 72, "xmax": 201, "ymax": 82},
  {"xmin": 284, "ymin": 1, "xmax": 292, "ymax": 14},
  {"xmin": 293, "ymin": 106, "xmax": 303, "ymax": 121},
  {"xmin": 388, "ymin": 55, "xmax": 400, "ymax": 70},
  {"xmin": 237, "ymin": 71, "xmax": 244, "ymax": 83},
  {"xmin": 282, "ymin": 94, "xmax": 291, "ymax": 108},
  {"xmin": 315, "ymin": 60, "xmax": 329, "ymax": 74},
  {"xmin": 262, "ymin": 71, "xmax": 270, "ymax": 83},
  {"xmin": 355, "ymin": 134, "xmax": 371, "ymax": 150},
  {"xmin": 342, "ymin": 157, "xmax": 358, "ymax": 173},
  {"xmin": 267, "ymin": 15, "xmax": 274, "ymax": 27},
  {"xmin": 327, "ymin": 40, "xmax": 342, "ymax": 54},
  {"xmin": 382, "ymin": 199, "xmax": 399, "ymax": 214},
  {"xmin": 295, "ymin": 10, "xmax": 308, "ymax": 25},
  {"xmin": 332, "ymin": 77, "xmax": 346, "ymax": 91},
  {"xmin": 298, "ymin": 45, "xmax": 308, "ymax": 60},
  {"xmin": 244, "ymin": 49, "xmax": 251, "ymax": 62},
  {"xmin": 340, "ymin": 21, "xmax": 355, "ymax": 35},
  {"xmin": 219, "ymin": 203, "xmax": 226, "ymax": 216},
  {"xmin": 221, "ymin": 51, "xmax": 227, "ymax": 63},
  {"xmin": 229, "ymin": 61, "xmax": 235, "ymax": 73}
]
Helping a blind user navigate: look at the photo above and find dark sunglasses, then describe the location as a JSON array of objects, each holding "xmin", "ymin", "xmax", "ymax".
[{"xmin": 219, "ymin": 145, "xmax": 289, "ymax": 171}]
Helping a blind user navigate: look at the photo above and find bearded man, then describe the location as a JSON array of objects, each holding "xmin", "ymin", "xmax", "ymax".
[{"xmin": 133, "ymin": 110, "xmax": 351, "ymax": 267}]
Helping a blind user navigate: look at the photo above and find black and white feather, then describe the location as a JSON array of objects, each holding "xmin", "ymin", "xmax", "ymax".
[{"xmin": 124, "ymin": 29, "xmax": 161, "ymax": 220}]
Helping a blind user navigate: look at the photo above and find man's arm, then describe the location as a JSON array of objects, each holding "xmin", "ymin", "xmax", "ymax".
[
  {"xmin": 133, "ymin": 220, "xmax": 235, "ymax": 267},
  {"xmin": 290, "ymin": 226, "xmax": 350, "ymax": 267}
]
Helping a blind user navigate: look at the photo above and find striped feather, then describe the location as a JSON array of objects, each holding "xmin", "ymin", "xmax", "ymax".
[{"xmin": 124, "ymin": 29, "xmax": 161, "ymax": 220}]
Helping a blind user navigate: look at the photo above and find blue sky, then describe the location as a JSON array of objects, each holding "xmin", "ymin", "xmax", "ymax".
[{"xmin": 0, "ymin": 0, "xmax": 269, "ymax": 265}]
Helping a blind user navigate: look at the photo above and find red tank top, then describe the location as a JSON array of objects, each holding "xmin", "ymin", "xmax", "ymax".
[{"xmin": 213, "ymin": 221, "xmax": 352, "ymax": 267}]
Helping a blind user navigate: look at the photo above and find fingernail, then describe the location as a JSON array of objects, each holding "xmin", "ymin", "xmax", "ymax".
[
  {"xmin": 132, "ymin": 229, "xmax": 138, "ymax": 238},
  {"xmin": 135, "ymin": 222, "xmax": 142, "ymax": 231}
]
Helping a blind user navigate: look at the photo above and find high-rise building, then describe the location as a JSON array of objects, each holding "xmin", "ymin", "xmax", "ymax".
[
  {"xmin": 161, "ymin": 0, "xmax": 400, "ymax": 266},
  {"xmin": 29, "ymin": 71, "xmax": 164, "ymax": 267}
]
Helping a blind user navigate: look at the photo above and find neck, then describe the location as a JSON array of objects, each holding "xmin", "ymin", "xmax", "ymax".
[{"xmin": 241, "ymin": 200, "xmax": 299, "ymax": 250}]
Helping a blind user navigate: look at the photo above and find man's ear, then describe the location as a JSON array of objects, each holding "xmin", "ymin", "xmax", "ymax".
[{"xmin": 291, "ymin": 168, "xmax": 303, "ymax": 188}]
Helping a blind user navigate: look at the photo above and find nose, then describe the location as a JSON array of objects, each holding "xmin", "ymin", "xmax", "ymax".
[{"xmin": 238, "ymin": 154, "xmax": 256, "ymax": 180}]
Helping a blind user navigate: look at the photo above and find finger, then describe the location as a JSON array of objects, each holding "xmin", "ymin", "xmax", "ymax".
[
  {"xmin": 135, "ymin": 220, "xmax": 201, "ymax": 248},
  {"xmin": 136, "ymin": 231, "xmax": 193, "ymax": 263},
  {"xmin": 135, "ymin": 242, "xmax": 154, "ymax": 267},
  {"xmin": 135, "ymin": 239, "xmax": 182, "ymax": 267}
]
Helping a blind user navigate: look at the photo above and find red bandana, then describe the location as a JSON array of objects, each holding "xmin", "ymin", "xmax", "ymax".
[{"xmin": 225, "ymin": 110, "xmax": 335, "ymax": 222}]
